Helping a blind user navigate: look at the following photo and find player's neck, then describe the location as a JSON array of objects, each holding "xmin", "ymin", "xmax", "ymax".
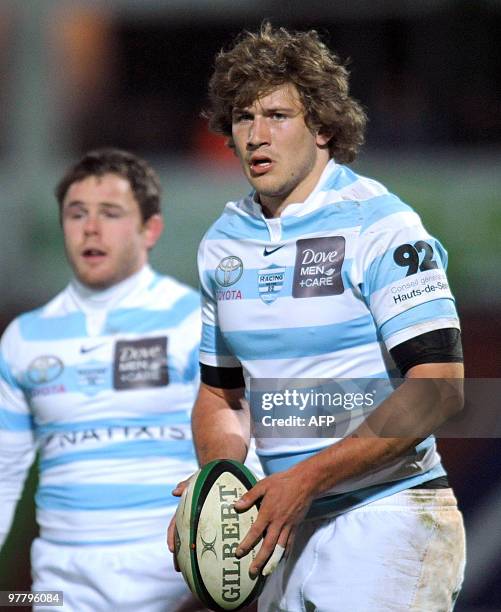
[{"xmin": 259, "ymin": 157, "xmax": 330, "ymax": 218}]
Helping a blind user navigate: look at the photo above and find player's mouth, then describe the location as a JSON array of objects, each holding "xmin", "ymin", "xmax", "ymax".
[
  {"xmin": 81, "ymin": 247, "xmax": 107, "ymax": 263},
  {"xmin": 249, "ymin": 155, "xmax": 274, "ymax": 176}
]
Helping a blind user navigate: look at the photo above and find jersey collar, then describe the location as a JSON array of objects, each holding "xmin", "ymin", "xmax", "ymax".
[
  {"xmin": 69, "ymin": 265, "xmax": 155, "ymax": 312},
  {"xmin": 242, "ymin": 159, "xmax": 340, "ymax": 219}
]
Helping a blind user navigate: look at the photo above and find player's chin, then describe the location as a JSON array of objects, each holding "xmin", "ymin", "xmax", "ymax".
[{"xmin": 74, "ymin": 268, "xmax": 115, "ymax": 290}]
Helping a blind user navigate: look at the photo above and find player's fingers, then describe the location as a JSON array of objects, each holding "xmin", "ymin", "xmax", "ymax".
[
  {"xmin": 249, "ymin": 524, "xmax": 287, "ymax": 577},
  {"xmin": 172, "ymin": 478, "xmax": 189, "ymax": 497},
  {"xmin": 173, "ymin": 551, "xmax": 180, "ymax": 573},
  {"xmin": 167, "ymin": 515, "xmax": 177, "ymax": 553},
  {"xmin": 233, "ymin": 481, "xmax": 263, "ymax": 512},
  {"xmin": 235, "ymin": 517, "xmax": 267, "ymax": 559},
  {"xmin": 262, "ymin": 543, "xmax": 285, "ymax": 576},
  {"xmin": 167, "ymin": 517, "xmax": 181, "ymax": 572}
]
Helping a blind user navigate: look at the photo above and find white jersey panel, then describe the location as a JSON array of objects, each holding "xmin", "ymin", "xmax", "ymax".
[{"xmin": 240, "ymin": 341, "xmax": 388, "ymax": 381}]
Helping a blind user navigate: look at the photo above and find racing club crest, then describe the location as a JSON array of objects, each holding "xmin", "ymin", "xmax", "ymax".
[{"xmin": 258, "ymin": 264, "xmax": 286, "ymax": 304}]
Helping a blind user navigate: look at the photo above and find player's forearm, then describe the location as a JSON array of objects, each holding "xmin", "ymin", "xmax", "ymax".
[
  {"xmin": 294, "ymin": 434, "xmax": 419, "ymax": 499},
  {"xmin": 295, "ymin": 366, "xmax": 464, "ymax": 497},
  {"xmin": 192, "ymin": 382, "xmax": 250, "ymax": 466}
]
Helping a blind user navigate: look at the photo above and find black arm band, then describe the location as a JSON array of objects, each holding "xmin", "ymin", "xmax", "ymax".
[
  {"xmin": 390, "ymin": 328, "xmax": 463, "ymax": 376},
  {"xmin": 200, "ymin": 363, "xmax": 245, "ymax": 389}
]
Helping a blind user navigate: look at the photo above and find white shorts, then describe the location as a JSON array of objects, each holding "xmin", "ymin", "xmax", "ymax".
[
  {"xmin": 259, "ymin": 488, "xmax": 466, "ymax": 612},
  {"xmin": 31, "ymin": 536, "xmax": 197, "ymax": 612}
]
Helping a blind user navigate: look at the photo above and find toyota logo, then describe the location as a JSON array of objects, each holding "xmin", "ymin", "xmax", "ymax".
[
  {"xmin": 215, "ymin": 256, "xmax": 243, "ymax": 287},
  {"xmin": 27, "ymin": 355, "xmax": 64, "ymax": 385}
]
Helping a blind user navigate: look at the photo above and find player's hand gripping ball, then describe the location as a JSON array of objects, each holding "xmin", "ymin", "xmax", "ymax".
[{"xmin": 174, "ymin": 460, "xmax": 266, "ymax": 611}]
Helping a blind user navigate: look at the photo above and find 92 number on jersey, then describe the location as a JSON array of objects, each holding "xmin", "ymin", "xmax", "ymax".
[{"xmin": 393, "ymin": 241, "xmax": 438, "ymax": 277}]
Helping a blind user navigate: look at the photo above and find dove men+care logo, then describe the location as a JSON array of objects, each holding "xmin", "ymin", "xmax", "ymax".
[
  {"xmin": 293, "ymin": 236, "xmax": 345, "ymax": 298},
  {"xmin": 113, "ymin": 337, "xmax": 168, "ymax": 390}
]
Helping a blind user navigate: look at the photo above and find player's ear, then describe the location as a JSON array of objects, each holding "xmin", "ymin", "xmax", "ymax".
[
  {"xmin": 143, "ymin": 214, "xmax": 164, "ymax": 250},
  {"xmin": 315, "ymin": 129, "xmax": 333, "ymax": 148}
]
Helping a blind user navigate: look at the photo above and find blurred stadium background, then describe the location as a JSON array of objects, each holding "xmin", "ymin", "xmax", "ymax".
[{"xmin": 0, "ymin": 1, "xmax": 500, "ymax": 610}]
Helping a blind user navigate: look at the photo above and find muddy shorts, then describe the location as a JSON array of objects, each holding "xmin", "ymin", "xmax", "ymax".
[{"xmin": 259, "ymin": 488, "xmax": 466, "ymax": 612}]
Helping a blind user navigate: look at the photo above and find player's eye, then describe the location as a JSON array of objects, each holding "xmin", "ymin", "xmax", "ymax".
[
  {"xmin": 233, "ymin": 112, "xmax": 253, "ymax": 123},
  {"xmin": 66, "ymin": 211, "xmax": 85, "ymax": 220},
  {"xmin": 101, "ymin": 207, "xmax": 123, "ymax": 218},
  {"xmin": 272, "ymin": 112, "xmax": 287, "ymax": 121}
]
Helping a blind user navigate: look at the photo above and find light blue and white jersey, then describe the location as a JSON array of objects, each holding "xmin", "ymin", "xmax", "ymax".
[
  {"xmin": 198, "ymin": 160, "xmax": 459, "ymax": 514},
  {"xmin": 0, "ymin": 265, "xmax": 200, "ymax": 545}
]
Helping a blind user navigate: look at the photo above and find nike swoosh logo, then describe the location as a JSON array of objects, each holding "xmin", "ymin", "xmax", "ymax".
[
  {"xmin": 263, "ymin": 245, "xmax": 285, "ymax": 256},
  {"xmin": 80, "ymin": 342, "xmax": 107, "ymax": 354}
]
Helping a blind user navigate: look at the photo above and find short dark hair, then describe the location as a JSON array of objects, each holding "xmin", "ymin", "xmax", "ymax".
[
  {"xmin": 55, "ymin": 148, "xmax": 161, "ymax": 222},
  {"xmin": 206, "ymin": 23, "xmax": 367, "ymax": 164}
]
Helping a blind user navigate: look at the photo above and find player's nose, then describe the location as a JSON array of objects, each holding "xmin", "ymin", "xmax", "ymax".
[
  {"xmin": 83, "ymin": 214, "xmax": 100, "ymax": 235},
  {"xmin": 247, "ymin": 116, "xmax": 270, "ymax": 148}
]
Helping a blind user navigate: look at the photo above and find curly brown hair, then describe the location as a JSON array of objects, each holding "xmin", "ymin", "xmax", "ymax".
[{"xmin": 206, "ymin": 23, "xmax": 367, "ymax": 164}]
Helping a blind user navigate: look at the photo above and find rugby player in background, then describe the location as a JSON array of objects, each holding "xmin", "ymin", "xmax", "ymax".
[
  {"xmin": 0, "ymin": 149, "xmax": 204, "ymax": 611},
  {"xmin": 170, "ymin": 24, "xmax": 466, "ymax": 611}
]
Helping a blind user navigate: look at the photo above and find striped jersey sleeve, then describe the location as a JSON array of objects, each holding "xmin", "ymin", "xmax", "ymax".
[
  {"xmin": 351, "ymin": 196, "xmax": 459, "ymax": 350},
  {"xmin": 0, "ymin": 319, "xmax": 37, "ymax": 550},
  {"xmin": 199, "ymin": 237, "xmax": 242, "ymax": 369}
]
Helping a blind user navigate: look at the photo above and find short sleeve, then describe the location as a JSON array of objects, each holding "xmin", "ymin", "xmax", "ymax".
[
  {"xmin": 351, "ymin": 199, "xmax": 460, "ymax": 351},
  {"xmin": 198, "ymin": 237, "xmax": 242, "ymax": 369}
]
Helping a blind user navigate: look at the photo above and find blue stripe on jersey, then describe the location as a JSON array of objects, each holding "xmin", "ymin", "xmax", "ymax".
[
  {"xmin": 205, "ymin": 210, "xmax": 269, "ymax": 242},
  {"xmin": 23, "ymin": 361, "xmax": 195, "ymax": 397},
  {"xmin": 204, "ymin": 268, "xmax": 294, "ymax": 300},
  {"xmin": 0, "ymin": 407, "xmax": 34, "ymax": 431},
  {"xmin": 183, "ymin": 344, "xmax": 199, "ymax": 383},
  {"xmin": 147, "ymin": 272, "xmax": 163, "ymax": 290},
  {"xmin": 105, "ymin": 293, "xmax": 199, "ymax": 333},
  {"xmin": 258, "ymin": 437, "xmax": 444, "ymax": 518},
  {"xmin": 259, "ymin": 436, "xmax": 435, "ymax": 470},
  {"xmin": 201, "ymin": 323, "xmax": 234, "ymax": 356},
  {"xmin": 358, "ymin": 196, "xmax": 413, "ymax": 232},
  {"xmin": 19, "ymin": 311, "xmax": 86, "ymax": 341},
  {"xmin": 280, "ymin": 196, "xmax": 408, "ymax": 241},
  {"xmin": 203, "ymin": 264, "xmax": 355, "ymax": 302},
  {"xmin": 35, "ymin": 411, "xmax": 190, "ymax": 436},
  {"xmin": 223, "ymin": 315, "xmax": 377, "ymax": 361},
  {"xmin": 364, "ymin": 238, "xmax": 446, "ymax": 295},
  {"xmin": 379, "ymin": 299, "xmax": 458, "ymax": 342},
  {"xmin": 20, "ymin": 360, "xmax": 109, "ymax": 397},
  {"xmin": 39, "ymin": 439, "xmax": 195, "ymax": 472},
  {"xmin": 36, "ymin": 483, "xmax": 179, "ymax": 511},
  {"xmin": 281, "ymin": 201, "xmax": 364, "ymax": 240},
  {"xmin": 319, "ymin": 164, "xmax": 359, "ymax": 192},
  {"xmin": 306, "ymin": 462, "xmax": 446, "ymax": 520}
]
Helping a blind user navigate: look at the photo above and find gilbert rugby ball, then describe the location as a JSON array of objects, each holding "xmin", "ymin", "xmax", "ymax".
[{"xmin": 174, "ymin": 459, "xmax": 266, "ymax": 611}]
